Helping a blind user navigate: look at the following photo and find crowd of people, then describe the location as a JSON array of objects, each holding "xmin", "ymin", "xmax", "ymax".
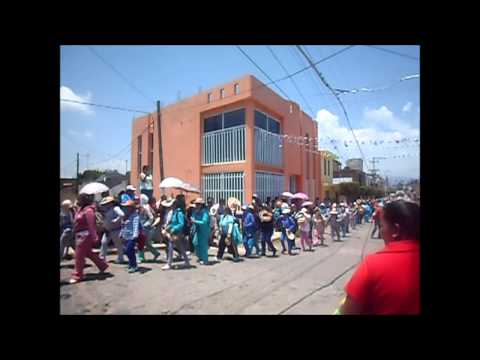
[{"xmin": 60, "ymin": 166, "xmax": 419, "ymax": 314}]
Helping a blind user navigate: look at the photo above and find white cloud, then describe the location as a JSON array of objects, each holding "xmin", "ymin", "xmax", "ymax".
[
  {"xmin": 363, "ymin": 105, "xmax": 415, "ymax": 134},
  {"xmin": 67, "ymin": 129, "xmax": 94, "ymax": 140},
  {"xmin": 60, "ymin": 86, "xmax": 94, "ymax": 115},
  {"xmin": 315, "ymin": 107, "xmax": 420, "ymax": 178},
  {"xmin": 402, "ymin": 102, "xmax": 413, "ymax": 112}
]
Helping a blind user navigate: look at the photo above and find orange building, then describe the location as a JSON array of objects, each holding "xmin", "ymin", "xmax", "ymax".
[{"xmin": 131, "ymin": 74, "xmax": 323, "ymax": 204}]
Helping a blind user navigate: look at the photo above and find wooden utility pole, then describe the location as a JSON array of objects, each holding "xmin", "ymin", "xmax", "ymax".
[{"xmin": 157, "ymin": 100, "xmax": 165, "ymax": 182}]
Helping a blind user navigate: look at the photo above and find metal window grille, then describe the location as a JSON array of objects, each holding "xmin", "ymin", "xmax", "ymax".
[
  {"xmin": 203, "ymin": 126, "xmax": 245, "ymax": 164},
  {"xmin": 202, "ymin": 172, "xmax": 245, "ymax": 205},
  {"xmin": 290, "ymin": 175, "xmax": 297, "ymax": 194},
  {"xmin": 255, "ymin": 171, "xmax": 284, "ymax": 203},
  {"xmin": 254, "ymin": 127, "xmax": 282, "ymax": 167}
]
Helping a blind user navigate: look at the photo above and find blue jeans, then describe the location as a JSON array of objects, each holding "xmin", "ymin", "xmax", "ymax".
[
  {"xmin": 340, "ymin": 223, "xmax": 346, "ymax": 237},
  {"xmin": 245, "ymin": 231, "xmax": 261, "ymax": 256},
  {"xmin": 280, "ymin": 233, "xmax": 295, "ymax": 253},
  {"xmin": 261, "ymin": 229, "xmax": 275, "ymax": 255},
  {"xmin": 124, "ymin": 238, "xmax": 137, "ymax": 269}
]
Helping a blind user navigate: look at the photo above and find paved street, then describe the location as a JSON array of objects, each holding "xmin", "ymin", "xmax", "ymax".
[{"xmin": 60, "ymin": 222, "xmax": 384, "ymax": 315}]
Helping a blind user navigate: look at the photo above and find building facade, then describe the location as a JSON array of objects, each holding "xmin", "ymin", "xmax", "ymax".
[{"xmin": 131, "ymin": 75, "xmax": 323, "ymax": 204}]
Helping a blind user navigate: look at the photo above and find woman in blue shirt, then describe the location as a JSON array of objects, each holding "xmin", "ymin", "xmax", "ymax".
[
  {"xmin": 191, "ymin": 198, "xmax": 211, "ymax": 265},
  {"xmin": 216, "ymin": 207, "xmax": 241, "ymax": 262}
]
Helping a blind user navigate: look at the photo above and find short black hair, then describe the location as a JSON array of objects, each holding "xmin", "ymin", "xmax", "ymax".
[
  {"xmin": 142, "ymin": 165, "xmax": 149, "ymax": 171},
  {"xmin": 383, "ymin": 200, "xmax": 420, "ymax": 241},
  {"xmin": 224, "ymin": 207, "xmax": 232, "ymax": 215}
]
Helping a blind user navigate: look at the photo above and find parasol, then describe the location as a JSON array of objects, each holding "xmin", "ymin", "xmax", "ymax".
[
  {"xmin": 291, "ymin": 192, "xmax": 309, "ymax": 200},
  {"xmin": 79, "ymin": 182, "xmax": 110, "ymax": 195}
]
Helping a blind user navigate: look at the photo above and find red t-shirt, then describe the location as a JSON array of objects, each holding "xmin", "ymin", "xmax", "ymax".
[{"xmin": 345, "ymin": 240, "xmax": 420, "ymax": 315}]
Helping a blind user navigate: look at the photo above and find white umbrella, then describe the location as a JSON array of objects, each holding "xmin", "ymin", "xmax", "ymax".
[
  {"xmin": 159, "ymin": 177, "xmax": 185, "ymax": 189},
  {"xmin": 182, "ymin": 183, "xmax": 201, "ymax": 194},
  {"xmin": 79, "ymin": 182, "xmax": 110, "ymax": 195},
  {"xmin": 282, "ymin": 191, "xmax": 294, "ymax": 198}
]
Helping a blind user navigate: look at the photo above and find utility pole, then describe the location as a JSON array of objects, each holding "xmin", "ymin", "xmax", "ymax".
[
  {"xmin": 76, "ymin": 152, "xmax": 80, "ymax": 194},
  {"xmin": 125, "ymin": 160, "xmax": 128, "ymax": 175},
  {"xmin": 369, "ymin": 157, "xmax": 386, "ymax": 187},
  {"xmin": 157, "ymin": 100, "xmax": 165, "ymax": 182}
]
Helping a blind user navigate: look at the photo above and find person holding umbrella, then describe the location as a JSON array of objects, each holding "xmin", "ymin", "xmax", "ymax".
[
  {"xmin": 243, "ymin": 204, "xmax": 260, "ymax": 257},
  {"xmin": 162, "ymin": 197, "xmax": 190, "ymax": 270},
  {"xmin": 190, "ymin": 197, "xmax": 211, "ymax": 265},
  {"xmin": 69, "ymin": 193, "xmax": 109, "ymax": 284}
]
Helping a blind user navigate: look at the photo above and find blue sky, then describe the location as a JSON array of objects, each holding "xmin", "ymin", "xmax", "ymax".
[{"xmin": 60, "ymin": 45, "xmax": 420, "ymax": 180}]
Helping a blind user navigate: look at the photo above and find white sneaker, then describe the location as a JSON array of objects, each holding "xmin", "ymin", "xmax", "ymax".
[
  {"xmin": 186, "ymin": 251, "xmax": 191, "ymax": 256},
  {"xmin": 161, "ymin": 264, "xmax": 171, "ymax": 270}
]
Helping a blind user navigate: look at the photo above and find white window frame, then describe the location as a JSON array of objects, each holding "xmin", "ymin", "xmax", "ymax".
[
  {"xmin": 220, "ymin": 88, "xmax": 225, "ymax": 99},
  {"xmin": 234, "ymin": 83, "xmax": 240, "ymax": 95},
  {"xmin": 207, "ymin": 93, "xmax": 212, "ymax": 103}
]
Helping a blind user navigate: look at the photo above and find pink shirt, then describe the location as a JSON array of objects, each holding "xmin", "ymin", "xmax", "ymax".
[{"xmin": 73, "ymin": 204, "xmax": 98, "ymax": 243}]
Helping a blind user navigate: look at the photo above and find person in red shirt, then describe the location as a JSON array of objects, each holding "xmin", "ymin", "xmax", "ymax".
[
  {"xmin": 371, "ymin": 201, "xmax": 384, "ymax": 239},
  {"xmin": 69, "ymin": 193, "xmax": 109, "ymax": 284},
  {"xmin": 338, "ymin": 200, "xmax": 420, "ymax": 315}
]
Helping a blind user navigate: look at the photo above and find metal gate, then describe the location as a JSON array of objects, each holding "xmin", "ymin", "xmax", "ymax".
[
  {"xmin": 202, "ymin": 172, "xmax": 245, "ymax": 204},
  {"xmin": 255, "ymin": 171, "xmax": 284, "ymax": 204}
]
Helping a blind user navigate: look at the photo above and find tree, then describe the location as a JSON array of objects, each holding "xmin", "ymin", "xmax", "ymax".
[
  {"xmin": 78, "ymin": 169, "xmax": 104, "ymax": 183},
  {"xmin": 338, "ymin": 182, "xmax": 360, "ymax": 203}
]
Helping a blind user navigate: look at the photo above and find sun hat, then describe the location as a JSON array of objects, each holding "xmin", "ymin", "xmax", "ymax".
[
  {"xmin": 282, "ymin": 208, "xmax": 291, "ymax": 215},
  {"xmin": 281, "ymin": 203, "xmax": 290, "ymax": 210},
  {"xmin": 126, "ymin": 185, "xmax": 137, "ymax": 192},
  {"xmin": 161, "ymin": 197, "xmax": 175, "ymax": 207},
  {"xmin": 62, "ymin": 199, "xmax": 73, "ymax": 207},
  {"xmin": 194, "ymin": 197, "xmax": 205, "ymax": 205},
  {"xmin": 248, "ymin": 204, "xmax": 255, "ymax": 210},
  {"xmin": 100, "ymin": 196, "xmax": 115, "ymax": 206}
]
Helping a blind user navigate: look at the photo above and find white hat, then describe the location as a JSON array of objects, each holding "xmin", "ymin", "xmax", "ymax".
[
  {"xmin": 320, "ymin": 203, "xmax": 325, "ymax": 207},
  {"xmin": 140, "ymin": 194, "xmax": 149, "ymax": 206},
  {"xmin": 241, "ymin": 205, "xmax": 247, "ymax": 210},
  {"xmin": 253, "ymin": 193, "xmax": 259, "ymax": 198},
  {"xmin": 282, "ymin": 208, "xmax": 291, "ymax": 215},
  {"xmin": 126, "ymin": 185, "xmax": 137, "ymax": 191},
  {"xmin": 281, "ymin": 203, "xmax": 290, "ymax": 210},
  {"xmin": 161, "ymin": 197, "xmax": 175, "ymax": 207},
  {"xmin": 62, "ymin": 199, "xmax": 72, "ymax": 207},
  {"xmin": 248, "ymin": 204, "xmax": 255, "ymax": 210}
]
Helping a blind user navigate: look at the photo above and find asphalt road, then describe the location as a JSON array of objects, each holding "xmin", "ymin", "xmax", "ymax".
[{"xmin": 60, "ymin": 221, "xmax": 384, "ymax": 315}]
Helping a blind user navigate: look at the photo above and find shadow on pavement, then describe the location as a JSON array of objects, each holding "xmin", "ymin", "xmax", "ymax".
[
  {"xmin": 60, "ymin": 263, "xmax": 91, "ymax": 270},
  {"xmin": 173, "ymin": 264, "xmax": 197, "ymax": 270},
  {"xmin": 60, "ymin": 272, "xmax": 114, "ymax": 287},
  {"xmin": 136, "ymin": 267, "xmax": 152, "ymax": 274}
]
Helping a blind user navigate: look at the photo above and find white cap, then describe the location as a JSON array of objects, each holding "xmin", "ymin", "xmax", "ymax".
[
  {"xmin": 282, "ymin": 208, "xmax": 291, "ymax": 214},
  {"xmin": 126, "ymin": 185, "xmax": 137, "ymax": 191},
  {"xmin": 62, "ymin": 199, "xmax": 72, "ymax": 207}
]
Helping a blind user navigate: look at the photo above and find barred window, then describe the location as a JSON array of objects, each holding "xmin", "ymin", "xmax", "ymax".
[{"xmin": 202, "ymin": 172, "xmax": 244, "ymax": 205}]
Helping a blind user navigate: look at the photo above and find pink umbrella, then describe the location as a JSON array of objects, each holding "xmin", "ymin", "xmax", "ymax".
[
  {"xmin": 282, "ymin": 191, "xmax": 294, "ymax": 198},
  {"xmin": 292, "ymin": 192, "xmax": 309, "ymax": 200}
]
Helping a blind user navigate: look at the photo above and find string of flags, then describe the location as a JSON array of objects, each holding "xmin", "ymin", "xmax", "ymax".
[{"xmin": 333, "ymin": 74, "xmax": 420, "ymax": 95}]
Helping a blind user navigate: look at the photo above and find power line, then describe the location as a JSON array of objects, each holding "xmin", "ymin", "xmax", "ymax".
[
  {"xmin": 266, "ymin": 45, "xmax": 315, "ymax": 118},
  {"xmin": 87, "ymin": 46, "xmax": 156, "ymax": 105},
  {"xmin": 364, "ymin": 45, "xmax": 419, "ymax": 61},
  {"xmin": 235, "ymin": 45, "xmax": 291, "ymax": 101},
  {"xmin": 296, "ymin": 45, "xmax": 370, "ymax": 173},
  {"xmin": 60, "ymin": 99, "xmax": 150, "ymax": 114}
]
